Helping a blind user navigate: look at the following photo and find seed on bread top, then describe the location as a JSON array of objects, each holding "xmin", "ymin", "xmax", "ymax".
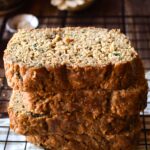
[{"xmin": 4, "ymin": 27, "xmax": 137, "ymax": 67}]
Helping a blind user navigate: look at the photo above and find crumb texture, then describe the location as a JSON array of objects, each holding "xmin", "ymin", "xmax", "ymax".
[{"xmin": 4, "ymin": 27, "xmax": 137, "ymax": 67}]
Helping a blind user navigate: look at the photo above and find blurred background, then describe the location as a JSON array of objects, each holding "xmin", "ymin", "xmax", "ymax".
[{"xmin": 0, "ymin": 0, "xmax": 150, "ymax": 150}]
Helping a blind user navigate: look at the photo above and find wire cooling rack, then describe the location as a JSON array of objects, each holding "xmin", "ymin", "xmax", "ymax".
[{"xmin": 0, "ymin": 5, "xmax": 150, "ymax": 150}]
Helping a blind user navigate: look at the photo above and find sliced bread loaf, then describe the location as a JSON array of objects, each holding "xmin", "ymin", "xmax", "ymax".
[
  {"xmin": 4, "ymin": 27, "xmax": 146, "ymax": 92},
  {"xmin": 8, "ymin": 91, "xmax": 140, "ymax": 136}
]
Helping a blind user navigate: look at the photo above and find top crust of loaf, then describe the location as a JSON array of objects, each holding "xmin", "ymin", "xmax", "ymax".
[{"xmin": 4, "ymin": 27, "xmax": 137, "ymax": 67}]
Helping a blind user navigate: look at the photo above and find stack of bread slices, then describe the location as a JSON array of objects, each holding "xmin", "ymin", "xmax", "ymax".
[{"xmin": 4, "ymin": 27, "xmax": 148, "ymax": 150}]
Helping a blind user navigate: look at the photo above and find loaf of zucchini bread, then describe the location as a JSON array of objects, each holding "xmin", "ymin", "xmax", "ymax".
[
  {"xmin": 5, "ymin": 27, "xmax": 148, "ymax": 150},
  {"xmin": 4, "ymin": 27, "xmax": 146, "ymax": 92}
]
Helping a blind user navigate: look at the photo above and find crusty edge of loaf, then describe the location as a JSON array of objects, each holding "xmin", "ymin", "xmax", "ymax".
[
  {"xmin": 20, "ymin": 81, "xmax": 147, "ymax": 116},
  {"xmin": 8, "ymin": 101, "xmax": 141, "ymax": 136},
  {"xmin": 4, "ymin": 55, "xmax": 146, "ymax": 92},
  {"xmin": 26, "ymin": 125, "xmax": 140, "ymax": 150},
  {"xmin": 110, "ymin": 83, "xmax": 148, "ymax": 116}
]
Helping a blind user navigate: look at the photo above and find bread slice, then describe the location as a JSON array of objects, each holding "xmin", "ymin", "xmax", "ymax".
[
  {"xmin": 8, "ymin": 91, "xmax": 140, "ymax": 136},
  {"xmin": 26, "ymin": 126, "xmax": 140, "ymax": 150},
  {"xmin": 4, "ymin": 27, "xmax": 146, "ymax": 92},
  {"xmin": 20, "ymin": 82, "xmax": 147, "ymax": 117}
]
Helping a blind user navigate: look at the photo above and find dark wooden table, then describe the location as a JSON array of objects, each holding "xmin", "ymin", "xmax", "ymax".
[{"xmin": 0, "ymin": 0, "xmax": 150, "ymax": 149}]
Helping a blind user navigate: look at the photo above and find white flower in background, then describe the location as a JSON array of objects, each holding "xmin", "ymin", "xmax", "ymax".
[{"xmin": 51, "ymin": 0, "xmax": 94, "ymax": 11}]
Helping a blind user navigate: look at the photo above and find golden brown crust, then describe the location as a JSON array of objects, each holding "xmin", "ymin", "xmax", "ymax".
[
  {"xmin": 8, "ymin": 101, "xmax": 140, "ymax": 136},
  {"xmin": 22, "ymin": 90, "xmax": 109, "ymax": 116},
  {"xmin": 110, "ymin": 84, "xmax": 147, "ymax": 116},
  {"xmin": 4, "ymin": 56, "xmax": 146, "ymax": 92},
  {"xmin": 21, "ymin": 82, "xmax": 147, "ymax": 117},
  {"xmin": 26, "ymin": 127, "xmax": 140, "ymax": 150}
]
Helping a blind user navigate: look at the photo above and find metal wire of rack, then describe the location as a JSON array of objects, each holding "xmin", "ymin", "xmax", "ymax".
[{"xmin": 0, "ymin": 2, "xmax": 150, "ymax": 150}]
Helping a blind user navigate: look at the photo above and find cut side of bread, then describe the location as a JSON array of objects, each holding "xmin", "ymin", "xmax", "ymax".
[
  {"xmin": 4, "ymin": 27, "xmax": 146, "ymax": 92},
  {"xmin": 4, "ymin": 28, "xmax": 138, "ymax": 67},
  {"xmin": 8, "ymin": 91, "xmax": 140, "ymax": 136}
]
